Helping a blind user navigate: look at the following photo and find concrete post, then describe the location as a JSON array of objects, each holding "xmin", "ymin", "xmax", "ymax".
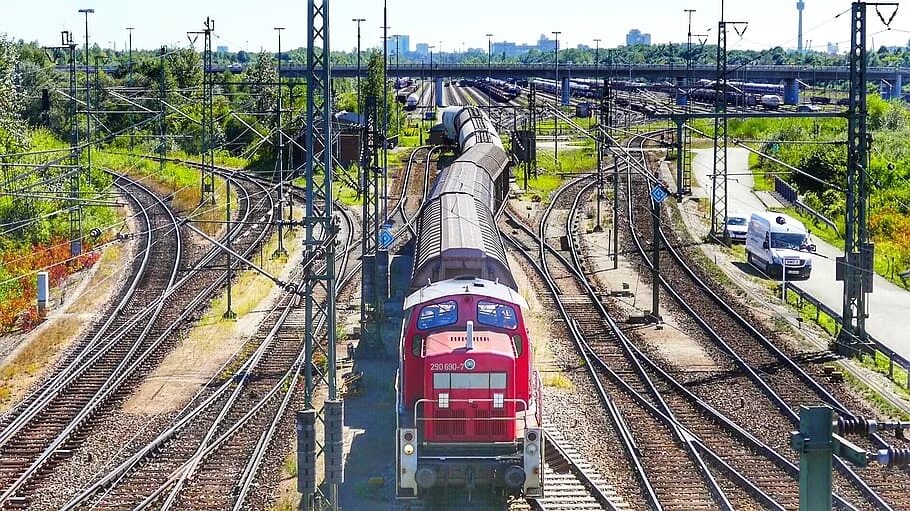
[
  {"xmin": 435, "ymin": 77, "xmax": 444, "ymax": 107},
  {"xmin": 784, "ymin": 79, "xmax": 800, "ymax": 105},
  {"xmin": 561, "ymin": 76, "xmax": 571, "ymax": 105},
  {"xmin": 895, "ymin": 74, "xmax": 903, "ymax": 100},
  {"xmin": 675, "ymin": 77, "xmax": 687, "ymax": 106},
  {"xmin": 36, "ymin": 271, "xmax": 49, "ymax": 318}
]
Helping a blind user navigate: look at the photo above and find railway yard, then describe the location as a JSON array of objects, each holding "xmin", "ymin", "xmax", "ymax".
[{"xmin": 3, "ymin": 2, "xmax": 910, "ymax": 511}]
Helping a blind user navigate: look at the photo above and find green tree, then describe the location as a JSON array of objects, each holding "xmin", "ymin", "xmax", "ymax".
[{"xmin": 0, "ymin": 36, "xmax": 27, "ymax": 154}]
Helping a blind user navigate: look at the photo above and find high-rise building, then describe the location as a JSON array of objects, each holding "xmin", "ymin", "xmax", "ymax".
[
  {"xmin": 537, "ymin": 34, "xmax": 556, "ymax": 52},
  {"xmin": 626, "ymin": 29, "xmax": 651, "ymax": 46},
  {"xmin": 399, "ymin": 35, "xmax": 411, "ymax": 55},
  {"xmin": 827, "ymin": 42, "xmax": 839, "ymax": 55},
  {"xmin": 415, "ymin": 43, "xmax": 430, "ymax": 56}
]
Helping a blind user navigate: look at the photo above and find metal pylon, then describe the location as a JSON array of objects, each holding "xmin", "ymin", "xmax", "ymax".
[
  {"xmin": 301, "ymin": 0, "xmax": 340, "ymax": 509},
  {"xmin": 65, "ymin": 31, "xmax": 82, "ymax": 256},
  {"xmin": 359, "ymin": 95, "xmax": 383, "ymax": 355},
  {"xmin": 710, "ymin": 20, "xmax": 729, "ymax": 241},
  {"xmin": 838, "ymin": 1, "xmax": 896, "ymax": 350},
  {"xmin": 190, "ymin": 18, "xmax": 216, "ymax": 204}
]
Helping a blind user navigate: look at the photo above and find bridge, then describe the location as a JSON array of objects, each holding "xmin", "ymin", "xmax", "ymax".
[
  {"xmin": 63, "ymin": 63, "xmax": 908, "ymax": 100},
  {"xmin": 296, "ymin": 63, "xmax": 905, "ymax": 84}
]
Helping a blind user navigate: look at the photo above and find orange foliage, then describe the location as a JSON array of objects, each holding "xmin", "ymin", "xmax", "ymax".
[{"xmin": 0, "ymin": 239, "xmax": 100, "ymax": 333}]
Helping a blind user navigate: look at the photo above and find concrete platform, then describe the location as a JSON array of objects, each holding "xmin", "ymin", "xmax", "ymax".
[{"xmin": 691, "ymin": 148, "xmax": 910, "ymax": 358}]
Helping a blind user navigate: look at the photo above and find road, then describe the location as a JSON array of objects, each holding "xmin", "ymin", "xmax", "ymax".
[{"xmin": 692, "ymin": 148, "xmax": 910, "ymax": 358}]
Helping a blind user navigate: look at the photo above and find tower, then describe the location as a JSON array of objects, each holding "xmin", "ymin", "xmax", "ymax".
[{"xmin": 797, "ymin": 0, "xmax": 805, "ymax": 52}]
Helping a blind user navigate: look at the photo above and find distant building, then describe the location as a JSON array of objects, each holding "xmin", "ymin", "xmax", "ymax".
[
  {"xmin": 827, "ymin": 42, "xmax": 839, "ymax": 55},
  {"xmin": 415, "ymin": 43, "xmax": 430, "ymax": 56},
  {"xmin": 626, "ymin": 29, "xmax": 651, "ymax": 46},
  {"xmin": 492, "ymin": 41, "xmax": 537, "ymax": 57},
  {"xmin": 537, "ymin": 34, "xmax": 557, "ymax": 52},
  {"xmin": 577, "ymin": 44, "xmax": 591, "ymax": 51},
  {"xmin": 399, "ymin": 35, "xmax": 411, "ymax": 54},
  {"xmin": 216, "ymin": 45, "xmax": 229, "ymax": 54}
]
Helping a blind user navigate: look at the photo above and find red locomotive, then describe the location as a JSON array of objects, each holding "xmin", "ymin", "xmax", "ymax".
[{"xmin": 396, "ymin": 107, "xmax": 544, "ymax": 500}]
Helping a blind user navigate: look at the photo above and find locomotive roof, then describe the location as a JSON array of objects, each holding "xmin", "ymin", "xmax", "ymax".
[{"xmin": 404, "ymin": 277, "xmax": 529, "ymax": 311}]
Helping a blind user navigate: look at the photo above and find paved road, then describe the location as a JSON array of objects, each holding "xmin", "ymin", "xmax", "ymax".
[{"xmin": 692, "ymin": 149, "xmax": 910, "ymax": 358}]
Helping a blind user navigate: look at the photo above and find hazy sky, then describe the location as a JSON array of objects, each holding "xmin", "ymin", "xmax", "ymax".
[{"xmin": 1, "ymin": 1, "xmax": 908, "ymax": 54}]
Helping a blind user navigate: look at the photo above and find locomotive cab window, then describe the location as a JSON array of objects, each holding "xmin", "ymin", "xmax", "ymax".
[
  {"xmin": 433, "ymin": 372, "xmax": 507, "ymax": 389},
  {"xmin": 417, "ymin": 300, "xmax": 458, "ymax": 330},
  {"xmin": 476, "ymin": 301, "xmax": 518, "ymax": 330}
]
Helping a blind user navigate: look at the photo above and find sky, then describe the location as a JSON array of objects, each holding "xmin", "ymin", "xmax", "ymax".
[{"xmin": 1, "ymin": 1, "xmax": 908, "ymax": 55}]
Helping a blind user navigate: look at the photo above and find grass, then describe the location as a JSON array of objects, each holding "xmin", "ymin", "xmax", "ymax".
[
  {"xmin": 201, "ymin": 227, "xmax": 300, "ymax": 381},
  {"xmin": 748, "ymin": 152, "xmax": 775, "ymax": 192},
  {"xmin": 860, "ymin": 351, "xmax": 910, "ymax": 389},
  {"xmin": 784, "ymin": 289, "xmax": 840, "ymax": 337},
  {"xmin": 542, "ymin": 372, "xmax": 573, "ymax": 389},
  {"xmin": 98, "ymin": 151, "xmax": 236, "ymax": 237},
  {"xmin": 518, "ymin": 170, "xmax": 563, "ymax": 203},
  {"xmin": 536, "ymin": 148, "xmax": 597, "ymax": 174},
  {"xmin": 840, "ymin": 369, "xmax": 910, "ymax": 421},
  {"xmin": 0, "ymin": 242, "xmax": 127, "ymax": 410}
]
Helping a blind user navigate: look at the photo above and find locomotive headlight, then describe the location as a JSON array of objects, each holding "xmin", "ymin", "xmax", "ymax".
[
  {"xmin": 526, "ymin": 443, "xmax": 538, "ymax": 456},
  {"xmin": 403, "ymin": 443, "xmax": 415, "ymax": 456}
]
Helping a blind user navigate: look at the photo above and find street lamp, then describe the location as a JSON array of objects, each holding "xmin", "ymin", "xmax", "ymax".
[
  {"xmin": 79, "ymin": 8, "xmax": 94, "ymax": 174},
  {"xmin": 593, "ymin": 38, "xmax": 601, "ymax": 80},
  {"xmin": 353, "ymin": 19, "xmax": 365, "ymax": 115},
  {"xmin": 486, "ymin": 33, "xmax": 494, "ymax": 111},
  {"xmin": 552, "ymin": 30, "xmax": 561, "ymax": 169},
  {"xmin": 393, "ymin": 35, "xmax": 402, "ymax": 139}
]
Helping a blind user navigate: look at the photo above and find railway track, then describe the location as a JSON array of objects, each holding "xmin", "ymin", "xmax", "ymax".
[
  {"xmin": 58, "ymin": 180, "xmax": 359, "ymax": 511},
  {"xmin": 614, "ymin": 130, "xmax": 908, "ymax": 509},
  {"xmin": 0, "ymin": 171, "xmax": 275, "ymax": 509},
  {"xmin": 525, "ymin": 430, "xmax": 627, "ymax": 511},
  {"xmin": 504, "ymin": 180, "xmax": 759, "ymax": 510}
]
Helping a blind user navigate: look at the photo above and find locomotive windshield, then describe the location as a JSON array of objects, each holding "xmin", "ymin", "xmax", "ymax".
[
  {"xmin": 476, "ymin": 301, "xmax": 518, "ymax": 330},
  {"xmin": 417, "ymin": 300, "xmax": 458, "ymax": 330}
]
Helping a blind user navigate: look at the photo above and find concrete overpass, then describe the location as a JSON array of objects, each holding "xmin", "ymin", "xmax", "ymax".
[{"xmin": 283, "ymin": 63, "xmax": 906, "ymax": 84}]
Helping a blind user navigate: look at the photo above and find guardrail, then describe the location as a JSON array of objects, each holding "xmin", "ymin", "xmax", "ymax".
[
  {"xmin": 785, "ymin": 282, "xmax": 910, "ymax": 389},
  {"xmin": 774, "ymin": 177, "xmax": 840, "ymax": 235}
]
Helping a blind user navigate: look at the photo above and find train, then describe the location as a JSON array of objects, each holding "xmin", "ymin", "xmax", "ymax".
[
  {"xmin": 461, "ymin": 77, "xmax": 521, "ymax": 102},
  {"xmin": 397, "ymin": 106, "xmax": 544, "ymax": 501}
]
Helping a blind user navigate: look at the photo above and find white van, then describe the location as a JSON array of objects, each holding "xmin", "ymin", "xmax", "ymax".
[{"xmin": 745, "ymin": 212, "xmax": 815, "ymax": 279}]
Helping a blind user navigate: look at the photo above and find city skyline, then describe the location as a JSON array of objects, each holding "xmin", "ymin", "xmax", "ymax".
[{"xmin": 1, "ymin": 1, "xmax": 907, "ymax": 55}]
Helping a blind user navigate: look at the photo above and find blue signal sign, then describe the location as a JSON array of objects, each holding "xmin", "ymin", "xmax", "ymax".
[
  {"xmin": 379, "ymin": 226, "xmax": 394, "ymax": 249},
  {"xmin": 650, "ymin": 185, "xmax": 669, "ymax": 204}
]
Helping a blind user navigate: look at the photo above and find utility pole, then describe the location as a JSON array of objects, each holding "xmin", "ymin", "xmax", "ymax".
[
  {"xmin": 60, "ymin": 31, "xmax": 82, "ymax": 257},
  {"xmin": 710, "ymin": 6, "xmax": 747, "ymax": 244},
  {"xmin": 299, "ymin": 1, "xmax": 341, "ymax": 509},
  {"xmin": 188, "ymin": 18, "xmax": 217, "ymax": 205},
  {"xmin": 274, "ymin": 27, "xmax": 288, "ymax": 258},
  {"xmin": 486, "ymin": 33, "xmax": 494, "ymax": 112},
  {"xmin": 158, "ymin": 46, "xmax": 167, "ymax": 176},
  {"xmin": 353, "ymin": 18, "xmax": 365, "ymax": 115},
  {"xmin": 552, "ymin": 31, "xmax": 561, "ymax": 170},
  {"xmin": 394, "ymin": 35, "xmax": 402, "ymax": 134},
  {"xmin": 360, "ymin": 95, "xmax": 383, "ymax": 355},
  {"xmin": 78, "ymin": 8, "xmax": 94, "ymax": 184},
  {"xmin": 684, "ymin": 9, "xmax": 695, "ymax": 110},
  {"xmin": 594, "ymin": 74, "xmax": 605, "ymax": 233},
  {"xmin": 127, "ymin": 27, "xmax": 135, "ymax": 151},
  {"xmin": 382, "ymin": 2, "xmax": 389, "ymax": 224},
  {"xmin": 837, "ymin": 1, "xmax": 897, "ymax": 353}
]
